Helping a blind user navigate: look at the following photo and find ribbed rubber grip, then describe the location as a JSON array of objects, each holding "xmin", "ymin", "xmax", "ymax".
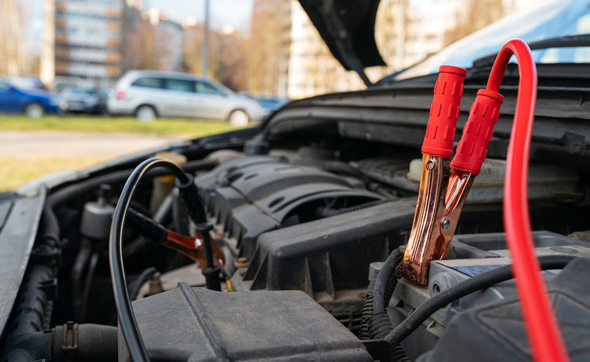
[
  {"xmin": 421, "ymin": 65, "xmax": 467, "ymax": 158},
  {"xmin": 451, "ymin": 89, "xmax": 504, "ymax": 175}
]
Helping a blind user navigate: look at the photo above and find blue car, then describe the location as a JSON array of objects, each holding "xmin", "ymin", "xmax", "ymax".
[{"xmin": 0, "ymin": 77, "xmax": 66, "ymax": 118}]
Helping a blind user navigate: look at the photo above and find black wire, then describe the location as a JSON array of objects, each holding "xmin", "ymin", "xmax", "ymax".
[
  {"xmin": 48, "ymin": 159, "xmax": 216, "ymax": 209},
  {"xmin": 128, "ymin": 267, "xmax": 158, "ymax": 301},
  {"xmin": 367, "ymin": 246, "xmax": 405, "ymax": 340},
  {"xmin": 383, "ymin": 255, "xmax": 575, "ymax": 346},
  {"xmin": 109, "ymin": 157, "xmax": 189, "ymax": 362},
  {"xmin": 373, "ymin": 247, "xmax": 403, "ymax": 314}
]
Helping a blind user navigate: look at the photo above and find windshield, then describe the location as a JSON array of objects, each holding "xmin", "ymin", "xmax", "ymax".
[
  {"xmin": 8, "ymin": 76, "xmax": 48, "ymax": 91},
  {"xmin": 395, "ymin": 0, "xmax": 590, "ymax": 80},
  {"xmin": 61, "ymin": 87, "xmax": 94, "ymax": 95}
]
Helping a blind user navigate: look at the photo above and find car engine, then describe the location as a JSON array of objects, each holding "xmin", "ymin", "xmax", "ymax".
[{"xmin": 2, "ymin": 45, "xmax": 590, "ymax": 361}]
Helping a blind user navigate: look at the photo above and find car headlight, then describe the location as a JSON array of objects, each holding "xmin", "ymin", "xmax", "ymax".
[{"xmin": 50, "ymin": 97, "xmax": 60, "ymax": 106}]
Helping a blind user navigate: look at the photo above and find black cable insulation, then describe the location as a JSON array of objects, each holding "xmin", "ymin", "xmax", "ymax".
[
  {"xmin": 109, "ymin": 157, "xmax": 190, "ymax": 362},
  {"xmin": 128, "ymin": 267, "xmax": 158, "ymax": 301},
  {"xmin": 373, "ymin": 247, "xmax": 403, "ymax": 315},
  {"xmin": 48, "ymin": 159, "xmax": 216, "ymax": 209},
  {"xmin": 370, "ymin": 246, "xmax": 404, "ymax": 339},
  {"xmin": 384, "ymin": 255, "xmax": 575, "ymax": 346}
]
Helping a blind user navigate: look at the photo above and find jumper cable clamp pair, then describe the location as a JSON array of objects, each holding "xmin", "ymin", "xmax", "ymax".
[{"xmin": 401, "ymin": 65, "xmax": 504, "ymax": 285}]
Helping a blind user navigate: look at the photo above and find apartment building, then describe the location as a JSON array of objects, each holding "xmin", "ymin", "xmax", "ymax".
[
  {"xmin": 54, "ymin": 0, "xmax": 124, "ymax": 86},
  {"xmin": 287, "ymin": 2, "xmax": 365, "ymax": 99}
]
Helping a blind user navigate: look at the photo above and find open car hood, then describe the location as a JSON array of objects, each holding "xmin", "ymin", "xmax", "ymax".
[{"xmin": 298, "ymin": 0, "xmax": 385, "ymax": 85}]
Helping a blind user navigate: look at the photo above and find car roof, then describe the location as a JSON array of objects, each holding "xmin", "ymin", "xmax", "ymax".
[{"xmin": 124, "ymin": 70, "xmax": 209, "ymax": 82}]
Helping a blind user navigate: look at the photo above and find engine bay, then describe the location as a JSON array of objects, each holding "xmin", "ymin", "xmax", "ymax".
[{"xmin": 2, "ymin": 51, "xmax": 590, "ymax": 361}]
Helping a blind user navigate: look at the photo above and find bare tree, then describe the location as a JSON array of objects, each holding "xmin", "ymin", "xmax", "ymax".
[
  {"xmin": 444, "ymin": 0, "xmax": 506, "ymax": 46},
  {"xmin": 214, "ymin": 30, "xmax": 248, "ymax": 91},
  {"xmin": 182, "ymin": 24, "xmax": 204, "ymax": 75},
  {"xmin": 247, "ymin": 0, "xmax": 291, "ymax": 96},
  {"xmin": 0, "ymin": 0, "xmax": 28, "ymax": 75},
  {"xmin": 122, "ymin": 7, "xmax": 160, "ymax": 72}
]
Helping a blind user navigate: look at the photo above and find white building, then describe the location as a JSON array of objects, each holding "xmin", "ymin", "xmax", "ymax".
[{"xmin": 54, "ymin": 0, "xmax": 124, "ymax": 86}]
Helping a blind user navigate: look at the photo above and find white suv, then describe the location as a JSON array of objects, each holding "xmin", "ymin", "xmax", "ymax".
[{"xmin": 108, "ymin": 70, "xmax": 267, "ymax": 125}]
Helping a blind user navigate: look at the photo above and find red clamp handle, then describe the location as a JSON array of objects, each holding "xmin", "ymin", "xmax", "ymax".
[
  {"xmin": 421, "ymin": 65, "xmax": 467, "ymax": 158},
  {"xmin": 451, "ymin": 89, "xmax": 504, "ymax": 175}
]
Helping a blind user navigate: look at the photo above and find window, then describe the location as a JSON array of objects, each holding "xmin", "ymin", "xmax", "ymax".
[
  {"xmin": 131, "ymin": 78, "xmax": 163, "ymax": 89},
  {"xmin": 165, "ymin": 79, "xmax": 195, "ymax": 93},
  {"xmin": 0, "ymin": 82, "xmax": 11, "ymax": 92},
  {"xmin": 196, "ymin": 81, "xmax": 223, "ymax": 96}
]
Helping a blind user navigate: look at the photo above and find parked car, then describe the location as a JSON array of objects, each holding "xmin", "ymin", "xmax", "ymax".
[
  {"xmin": 255, "ymin": 96, "xmax": 289, "ymax": 112},
  {"xmin": 108, "ymin": 70, "xmax": 267, "ymax": 125},
  {"xmin": 3, "ymin": 1, "xmax": 590, "ymax": 362},
  {"xmin": 59, "ymin": 86, "xmax": 107, "ymax": 114},
  {"xmin": 0, "ymin": 76, "xmax": 67, "ymax": 118},
  {"xmin": 7, "ymin": 75, "xmax": 50, "ymax": 92}
]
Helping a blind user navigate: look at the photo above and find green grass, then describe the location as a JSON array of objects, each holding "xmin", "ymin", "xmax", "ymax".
[
  {"xmin": 0, "ymin": 156, "xmax": 109, "ymax": 191},
  {"xmin": 0, "ymin": 114, "xmax": 243, "ymax": 190},
  {"xmin": 0, "ymin": 114, "xmax": 239, "ymax": 136}
]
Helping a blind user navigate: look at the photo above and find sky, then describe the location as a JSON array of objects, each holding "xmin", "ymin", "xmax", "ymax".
[
  {"xmin": 146, "ymin": 0, "xmax": 255, "ymax": 31},
  {"xmin": 22, "ymin": 0, "xmax": 256, "ymax": 48}
]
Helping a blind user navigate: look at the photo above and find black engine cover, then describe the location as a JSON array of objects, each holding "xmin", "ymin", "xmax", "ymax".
[
  {"xmin": 195, "ymin": 156, "xmax": 382, "ymax": 258},
  {"xmin": 120, "ymin": 284, "xmax": 374, "ymax": 361},
  {"xmin": 417, "ymin": 257, "xmax": 590, "ymax": 362}
]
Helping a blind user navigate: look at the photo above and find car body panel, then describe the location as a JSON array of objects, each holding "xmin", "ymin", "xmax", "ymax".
[
  {"xmin": 0, "ymin": 189, "xmax": 45, "ymax": 335},
  {"xmin": 108, "ymin": 70, "xmax": 267, "ymax": 122},
  {"xmin": 390, "ymin": 0, "xmax": 590, "ymax": 81},
  {"xmin": 0, "ymin": 79, "xmax": 64, "ymax": 115},
  {"xmin": 59, "ymin": 87, "xmax": 103, "ymax": 113}
]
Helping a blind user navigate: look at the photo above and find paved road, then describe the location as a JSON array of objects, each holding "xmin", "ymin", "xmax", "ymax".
[{"xmin": 0, "ymin": 131, "xmax": 185, "ymax": 157}]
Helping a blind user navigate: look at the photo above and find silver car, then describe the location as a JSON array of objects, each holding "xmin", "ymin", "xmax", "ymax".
[{"xmin": 107, "ymin": 70, "xmax": 267, "ymax": 125}]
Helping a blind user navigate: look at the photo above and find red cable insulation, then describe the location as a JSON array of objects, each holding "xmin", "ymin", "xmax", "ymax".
[{"xmin": 487, "ymin": 39, "xmax": 569, "ymax": 362}]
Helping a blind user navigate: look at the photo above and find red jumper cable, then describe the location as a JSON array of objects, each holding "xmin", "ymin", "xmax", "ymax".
[
  {"xmin": 488, "ymin": 39, "xmax": 569, "ymax": 362},
  {"xmin": 401, "ymin": 39, "xmax": 569, "ymax": 362}
]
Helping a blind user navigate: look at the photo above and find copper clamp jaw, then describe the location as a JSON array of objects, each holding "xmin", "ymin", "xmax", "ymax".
[{"xmin": 401, "ymin": 156, "xmax": 474, "ymax": 285}]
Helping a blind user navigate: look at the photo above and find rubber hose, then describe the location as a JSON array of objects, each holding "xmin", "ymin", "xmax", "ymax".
[{"xmin": 39, "ymin": 201, "xmax": 60, "ymax": 246}]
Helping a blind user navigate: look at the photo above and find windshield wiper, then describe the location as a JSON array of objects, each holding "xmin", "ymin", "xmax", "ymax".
[{"xmin": 472, "ymin": 34, "xmax": 590, "ymax": 68}]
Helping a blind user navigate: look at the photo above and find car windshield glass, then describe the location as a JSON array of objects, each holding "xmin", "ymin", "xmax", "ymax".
[
  {"xmin": 62, "ymin": 87, "xmax": 94, "ymax": 95},
  {"xmin": 394, "ymin": 0, "xmax": 590, "ymax": 81},
  {"xmin": 131, "ymin": 77, "xmax": 162, "ymax": 88},
  {"xmin": 8, "ymin": 77, "xmax": 47, "ymax": 91}
]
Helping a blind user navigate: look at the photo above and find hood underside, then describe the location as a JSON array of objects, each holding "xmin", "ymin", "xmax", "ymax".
[{"xmin": 298, "ymin": 0, "xmax": 386, "ymax": 85}]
